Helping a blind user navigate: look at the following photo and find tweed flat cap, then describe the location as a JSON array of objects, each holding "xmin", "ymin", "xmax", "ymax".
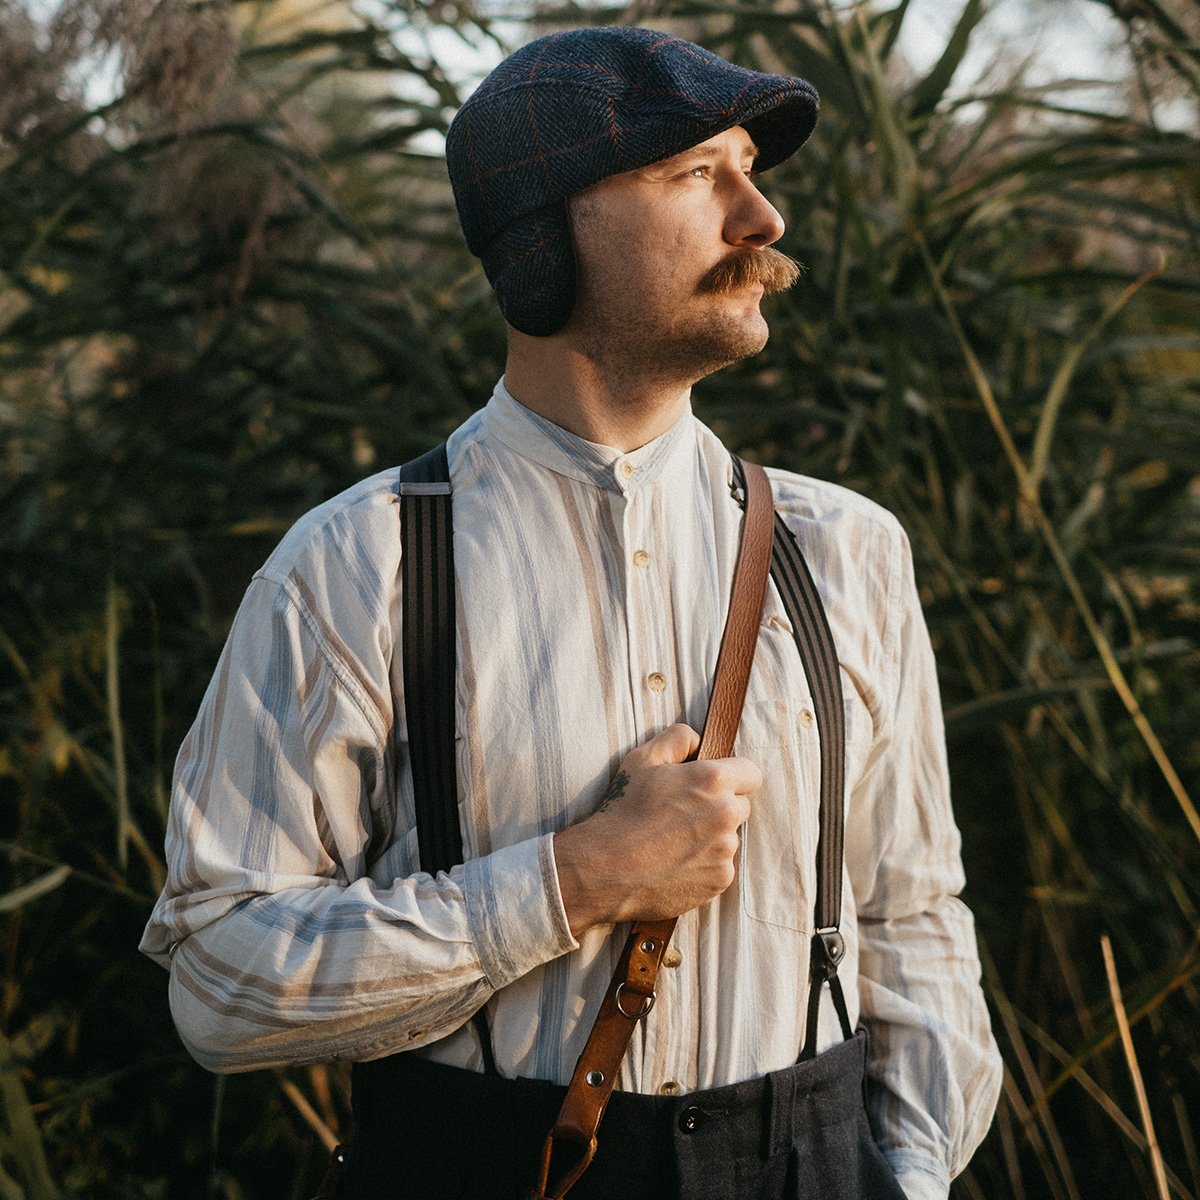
[{"xmin": 445, "ymin": 27, "xmax": 819, "ymax": 336}]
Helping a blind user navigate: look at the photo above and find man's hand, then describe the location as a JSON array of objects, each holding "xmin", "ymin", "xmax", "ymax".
[{"xmin": 553, "ymin": 724, "xmax": 762, "ymax": 937}]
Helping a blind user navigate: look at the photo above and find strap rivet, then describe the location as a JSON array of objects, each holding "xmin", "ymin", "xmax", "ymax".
[
  {"xmin": 640, "ymin": 939, "xmax": 657, "ymax": 954},
  {"xmin": 586, "ymin": 1069, "xmax": 604, "ymax": 1087}
]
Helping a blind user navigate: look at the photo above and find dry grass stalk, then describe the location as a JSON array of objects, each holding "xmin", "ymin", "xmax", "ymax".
[
  {"xmin": 1102, "ymin": 934, "xmax": 1171, "ymax": 1200},
  {"xmin": 278, "ymin": 1076, "xmax": 338, "ymax": 1152}
]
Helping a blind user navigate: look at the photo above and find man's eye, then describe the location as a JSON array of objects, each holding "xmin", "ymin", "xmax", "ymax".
[{"xmin": 687, "ymin": 165, "xmax": 709, "ymax": 178}]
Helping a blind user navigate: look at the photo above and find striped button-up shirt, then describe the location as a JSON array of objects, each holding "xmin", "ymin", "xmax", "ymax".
[{"xmin": 141, "ymin": 380, "xmax": 1001, "ymax": 1200}]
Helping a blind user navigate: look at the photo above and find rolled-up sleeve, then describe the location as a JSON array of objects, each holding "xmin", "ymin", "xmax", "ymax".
[{"xmin": 845, "ymin": 522, "xmax": 1003, "ymax": 1196}]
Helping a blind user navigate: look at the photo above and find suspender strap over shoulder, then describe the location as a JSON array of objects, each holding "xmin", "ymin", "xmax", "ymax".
[
  {"xmin": 399, "ymin": 444, "xmax": 460, "ymax": 877},
  {"xmin": 770, "ymin": 511, "xmax": 853, "ymax": 1061},
  {"xmin": 398, "ymin": 446, "xmax": 499, "ymax": 1080},
  {"xmin": 400, "ymin": 446, "xmax": 460, "ymax": 878}
]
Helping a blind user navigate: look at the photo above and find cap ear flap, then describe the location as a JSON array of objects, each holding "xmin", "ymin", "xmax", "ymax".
[{"xmin": 478, "ymin": 202, "xmax": 577, "ymax": 337}]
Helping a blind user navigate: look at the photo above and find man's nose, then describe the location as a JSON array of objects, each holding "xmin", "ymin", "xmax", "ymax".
[{"xmin": 724, "ymin": 175, "xmax": 786, "ymax": 249}]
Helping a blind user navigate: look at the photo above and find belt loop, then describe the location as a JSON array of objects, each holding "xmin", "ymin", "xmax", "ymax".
[{"xmin": 763, "ymin": 1065, "xmax": 798, "ymax": 1159}]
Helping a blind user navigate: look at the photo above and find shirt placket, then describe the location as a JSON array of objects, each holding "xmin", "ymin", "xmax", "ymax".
[
  {"xmin": 611, "ymin": 455, "xmax": 686, "ymax": 1096},
  {"xmin": 613, "ymin": 461, "xmax": 674, "ymax": 737}
]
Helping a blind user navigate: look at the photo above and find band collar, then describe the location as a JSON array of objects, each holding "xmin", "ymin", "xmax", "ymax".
[{"xmin": 480, "ymin": 377, "xmax": 697, "ymax": 495}]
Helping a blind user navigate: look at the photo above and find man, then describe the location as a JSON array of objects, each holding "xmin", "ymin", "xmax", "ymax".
[{"xmin": 142, "ymin": 26, "xmax": 1002, "ymax": 1200}]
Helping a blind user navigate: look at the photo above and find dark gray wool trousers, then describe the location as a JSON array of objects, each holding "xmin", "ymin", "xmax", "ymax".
[{"xmin": 339, "ymin": 1028, "xmax": 909, "ymax": 1200}]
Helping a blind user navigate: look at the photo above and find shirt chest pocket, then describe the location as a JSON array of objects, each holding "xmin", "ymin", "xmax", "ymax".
[{"xmin": 734, "ymin": 687, "xmax": 869, "ymax": 932}]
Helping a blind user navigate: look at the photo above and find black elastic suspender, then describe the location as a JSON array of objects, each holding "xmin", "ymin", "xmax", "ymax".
[
  {"xmin": 731, "ymin": 457, "xmax": 853, "ymax": 1059},
  {"xmin": 772, "ymin": 511, "xmax": 854, "ymax": 1058},
  {"xmin": 399, "ymin": 445, "xmax": 461, "ymax": 876},
  {"xmin": 398, "ymin": 446, "xmax": 498, "ymax": 1077},
  {"xmin": 398, "ymin": 448, "xmax": 852, "ymax": 1069}
]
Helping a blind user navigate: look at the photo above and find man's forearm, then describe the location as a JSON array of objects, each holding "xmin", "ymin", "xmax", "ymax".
[{"xmin": 152, "ymin": 836, "xmax": 575, "ymax": 1072}]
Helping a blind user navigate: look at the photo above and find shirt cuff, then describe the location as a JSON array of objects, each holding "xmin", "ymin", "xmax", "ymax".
[
  {"xmin": 884, "ymin": 1151, "xmax": 950, "ymax": 1200},
  {"xmin": 463, "ymin": 833, "xmax": 577, "ymax": 990}
]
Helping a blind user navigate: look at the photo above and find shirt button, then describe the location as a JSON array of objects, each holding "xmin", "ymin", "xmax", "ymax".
[
  {"xmin": 618, "ymin": 461, "xmax": 635, "ymax": 480},
  {"xmin": 647, "ymin": 672, "xmax": 667, "ymax": 692},
  {"xmin": 663, "ymin": 948, "xmax": 682, "ymax": 969},
  {"xmin": 798, "ymin": 708, "xmax": 815, "ymax": 728},
  {"xmin": 633, "ymin": 549, "xmax": 651, "ymax": 568},
  {"xmin": 659, "ymin": 1080, "xmax": 680, "ymax": 1096}
]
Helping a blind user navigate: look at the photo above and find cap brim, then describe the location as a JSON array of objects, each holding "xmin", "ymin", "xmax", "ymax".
[{"xmin": 737, "ymin": 82, "xmax": 820, "ymax": 172}]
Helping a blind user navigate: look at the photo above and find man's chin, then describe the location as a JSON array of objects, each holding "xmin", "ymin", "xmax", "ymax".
[
  {"xmin": 709, "ymin": 306, "xmax": 771, "ymax": 357},
  {"xmin": 676, "ymin": 315, "xmax": 770, "ymax": 381},
  {"xmin": 571, "ymin": 301, "xmax": 770, "ymax": 384}
]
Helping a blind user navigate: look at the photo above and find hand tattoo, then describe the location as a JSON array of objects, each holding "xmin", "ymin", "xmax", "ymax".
[{"xmin": 597, "ymin": 770, "xmax": 630, "ymax": 812}]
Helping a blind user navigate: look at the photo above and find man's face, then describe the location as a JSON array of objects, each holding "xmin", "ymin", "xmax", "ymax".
[{"xmin": 563, "ymin": 125, "xmax": 797, "ymax": 385}]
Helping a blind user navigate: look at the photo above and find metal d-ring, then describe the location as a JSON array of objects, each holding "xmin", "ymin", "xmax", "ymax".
[{"xmin": 613, "ymin": 982, "xmax": 655, "ymax": 1020}]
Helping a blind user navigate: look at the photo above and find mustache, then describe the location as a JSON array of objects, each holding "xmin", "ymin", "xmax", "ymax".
[{"xmin": 698, "ymin": 247, "xmax": 803, "ymax": 295}]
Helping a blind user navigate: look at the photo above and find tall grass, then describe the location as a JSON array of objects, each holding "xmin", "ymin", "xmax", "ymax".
[{"xmin": 1, "ymin": 0, "xmax": 1197, "ymax": 1196}]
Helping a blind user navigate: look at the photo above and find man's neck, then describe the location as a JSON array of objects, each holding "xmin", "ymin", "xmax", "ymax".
[{"xmin": 503, "ymin": 337, "xmax": 692, "ymax": 453}]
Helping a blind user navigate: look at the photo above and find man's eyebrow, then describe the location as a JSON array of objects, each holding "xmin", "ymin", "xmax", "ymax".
[{"xmin": 653, "ymin": 139, "xmax": 762, "ymax": 170}]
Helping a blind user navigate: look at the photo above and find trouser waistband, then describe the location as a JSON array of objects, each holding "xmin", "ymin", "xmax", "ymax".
[{"xmin": 340, "ymin": 1027, "xmax": 905, "ymax": 1200}]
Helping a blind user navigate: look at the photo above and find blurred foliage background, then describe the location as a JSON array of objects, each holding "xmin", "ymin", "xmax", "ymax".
[{"xmin": 1, "ymin": 0, "xmax": 1197, "ymax": 1196}]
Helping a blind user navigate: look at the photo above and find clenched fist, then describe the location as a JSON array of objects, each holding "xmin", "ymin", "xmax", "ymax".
[{"xmin": 553, "ymin": 723, "xmax": 762, "ymax": 936}]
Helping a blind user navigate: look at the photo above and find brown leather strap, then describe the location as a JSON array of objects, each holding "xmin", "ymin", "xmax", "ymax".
[
  {"xmin": 532, "ymin": 458, "xmax": 775, "ymax": 1200},
  {"xmin": 691, "ymin": 460, "xmax": 776, "ymax": 764}
]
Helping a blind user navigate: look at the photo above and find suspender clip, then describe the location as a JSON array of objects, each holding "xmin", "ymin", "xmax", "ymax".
[{"xmin": 813, "ymin": 927, "xmax": 845, "ymax": 980}]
